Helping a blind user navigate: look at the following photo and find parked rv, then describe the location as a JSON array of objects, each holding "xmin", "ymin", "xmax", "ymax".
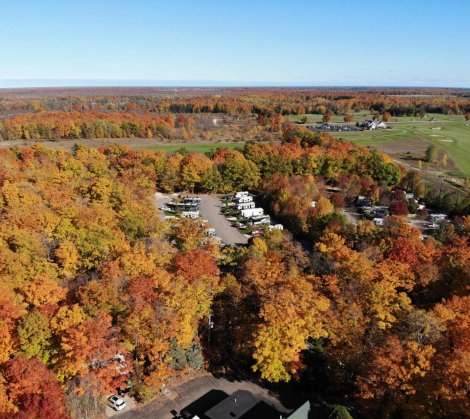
[
  {"xmin": 251, "ymin": 217, "xmax": 270, "ymax": 226},
  {"xmin": 237, "ymin": 202, "xmax": 255, "ymax": 210},
  {"xmin": 430, "ymin": 214, "xmax": 447, "ymax": 221},
  {"xmin": 240, "ymin": 208, "xmax": 264, "ymax": 218},
  {"xmin": 181, "ymin": 211, "xmax": 199, "ymax": 219},
  {"xmin": 373, "ymin": 218, "xmax": 384, "ymax": 226},
  {"xmin": 167, "ymin": 202, "xmax": 199, "ymax": 213},
  {"xmin": 182, "ymin": 196, "xmax": 203, "ymax": 205}
]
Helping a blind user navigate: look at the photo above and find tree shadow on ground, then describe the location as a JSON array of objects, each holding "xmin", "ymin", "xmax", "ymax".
[{"xmin": 180, "ymin": 389, "xmax": 228, "ymax": 419}]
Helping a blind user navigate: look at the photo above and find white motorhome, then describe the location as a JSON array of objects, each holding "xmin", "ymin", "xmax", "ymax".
[
  {"xmin": 251, "ymin": 218, "xmax": 270, "ymax": 226},
  {"xmin": 235, "ymin": 191, "xmax": 249, "ymax": 198},
  {"xmin": 430, "ymin": 214, "xmax": 447, "ymax": 222},
  {"xmin": 250, "ymin": 215, "xmax": 270, "ymax": 223},
  {"xmin": 181, "ymin": 211, "xmax": 199, "ymax": 219},
  {"xmin": 373, "ymin": 218, "xmax": 384, "ymax": 227},
  {"xmin": 237, "ymin": 196, "xmax": 253, "ymax": 203},
  {"xmin": 240, "ymin": 208, "xmax": 264, "ymax": 218},
  {"xmin": 237, "ymin": 202, "xmax": 255, "ymax": 210}
]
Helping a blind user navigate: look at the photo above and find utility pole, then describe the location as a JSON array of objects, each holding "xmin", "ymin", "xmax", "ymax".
[
  {"xmin": 424, "ymin": 177, "xmax": 428, "ymax": 197},
  {"xmin": 208, "ymin": 315, "xmax": 211, "ymax": 349},
  {"xmin": 455, "ymin": 190, "xmax": 460, "ymax": 210}
]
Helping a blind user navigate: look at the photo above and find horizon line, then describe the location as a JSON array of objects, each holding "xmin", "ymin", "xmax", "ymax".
[{"xmin": 0, "ymin": 79, "xmax": 469, "ymax": 90}]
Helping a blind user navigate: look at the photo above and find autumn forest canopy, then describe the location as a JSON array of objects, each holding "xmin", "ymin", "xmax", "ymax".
[
  {"xmin": 1, "ymin": 88, "xmax": 470, "ymax": 419},
  {"xmin": 0, "ymin": 87, "xmax": 470, "ymax": 141}
]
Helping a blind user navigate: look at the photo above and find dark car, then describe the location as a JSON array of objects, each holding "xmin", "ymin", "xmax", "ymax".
[{"xmin": 356, "ymin": 199, "xmax": 372, "ymax": 207}]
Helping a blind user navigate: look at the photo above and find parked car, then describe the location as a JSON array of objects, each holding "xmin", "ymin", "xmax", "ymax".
[
  {"xmin": 159, "ymin": 206, "xmax": 170, "ymax": 211},
  {"xmin": 108, "ymin": 395, "xmax": 126, "ymax": 411},
  {"xmin": 251, "ymin": 229, "xmax": 264, "ymax": 236},
  {"xmin": 235, "ymin": 222, "xmax": 246, "ymax": 228}
]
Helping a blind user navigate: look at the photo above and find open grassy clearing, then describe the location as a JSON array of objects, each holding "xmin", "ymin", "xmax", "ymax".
[
  {"xmin": 132, "ymin": 142, "xmax": 246, "ymax": 153},
  {"xmin": 325, "ymin": 121, "xmax": 470, "ymax": 175}
]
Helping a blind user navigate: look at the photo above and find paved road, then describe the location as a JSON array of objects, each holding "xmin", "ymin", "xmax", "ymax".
[
  {"xmin": 153, "ymin": 193, "xmax": 174, "ymax": 221},
  {"xmin": 112, "ymin": 374, "xmax": 295, "ymax": 419},
  {"xmin": 198, "ymin": 195, "xmax": 248, "ymax": 247}
]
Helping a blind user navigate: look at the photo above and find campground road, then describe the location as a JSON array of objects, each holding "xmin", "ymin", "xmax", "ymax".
[
  {"xmin": 153, "ymin": 193, "xmax": 174, "ymax": 221},
  {"xmin": 198, "ymin": 195, "xmax": 248, "ymax": 247},
  {"xmin": 113, "ymin": 373, "xmax": 295, "ymax": 419}
]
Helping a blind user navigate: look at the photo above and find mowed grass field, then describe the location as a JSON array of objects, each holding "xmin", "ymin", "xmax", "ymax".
[
  {"xmin": 133, "ymin": 142, "xmax": 246, "ymax": 154},
  {"xmin": 341, "ymin": 121, "xmax": 470, "ymax": 175}
]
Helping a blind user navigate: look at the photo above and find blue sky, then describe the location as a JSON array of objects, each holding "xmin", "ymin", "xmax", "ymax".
[{"xmin": 0, "ymin": 0, "xmax": 469, "ymax": 87}]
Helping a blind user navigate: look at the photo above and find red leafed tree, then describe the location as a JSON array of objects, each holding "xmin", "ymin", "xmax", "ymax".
[
  {"xmin": 5, "ymin": 394, "xmax": 71, "ymax": 419},
  {"xmin": 343, "ymin": 114, "xmax": 354, "ymax": 122},
  {"xmin": 390, "ymin": 200, "xmax": 409, "ymax": 216},
  {"xmin": 388, "ymin": 238, "xmax": 418, "ymax": 265},
  {"xmin": 330, "ymin": 193, "xmax": 345, "ymax": 208},
  {"xmin": 5, "ymin": 355, "xmax": 64, "ymax": 406},
  {"xmin": 172, "ymin": 249, "xmax": 220, "ymax": 283}
]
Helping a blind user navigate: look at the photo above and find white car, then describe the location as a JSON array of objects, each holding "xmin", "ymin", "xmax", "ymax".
[
  {"xmin": 108, "ymin": 395, "xmax": 126, "ymax": 411},
  {"xmin": 159, "ymin": 206, "xmax": 170, "ymax": 211}
]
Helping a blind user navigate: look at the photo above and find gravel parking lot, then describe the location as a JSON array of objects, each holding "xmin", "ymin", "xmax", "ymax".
[
  {"xmin": 197, "ymin": 195, "xmax": 248, "ymax": 247},
  {"xmin": 152, "ymin": 193, "xmax": 248, "ymax": 247}
]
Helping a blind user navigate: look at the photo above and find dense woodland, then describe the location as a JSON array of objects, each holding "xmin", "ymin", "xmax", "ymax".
[
  {"xmin": 0, "ymin": 87, "xmax": 470, "ymax": 141},
  {"xmin": 1, "ymin": 99, "xmax": 470, "ymax": 417}
]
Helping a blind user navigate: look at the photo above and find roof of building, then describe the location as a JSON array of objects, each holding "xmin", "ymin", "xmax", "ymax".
[
  {"xmin": 204, "ymin": 390, "xmax": 260, "ymax": 419},
  {"xmin": 288, "ymin": 401, "xmax": 311, "ymax": 419},
  {"xmin": 204, "ymin": 389, "xmax": 282, "ymax": 419}
]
